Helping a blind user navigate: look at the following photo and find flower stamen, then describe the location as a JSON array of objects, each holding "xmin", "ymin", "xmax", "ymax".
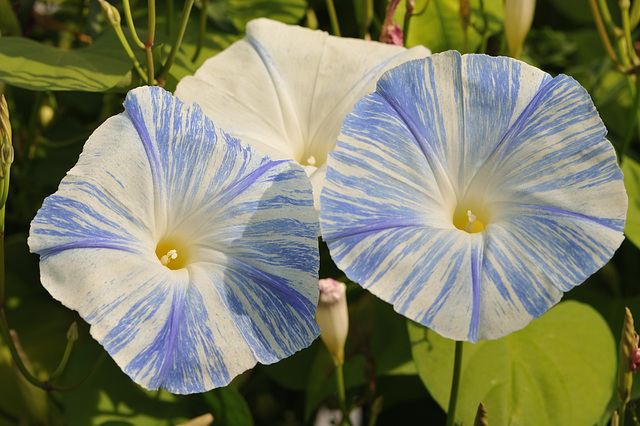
[
  {"xmin": 465, "ymin": 210, "xmax": 476, "ymax": 233},
  {"xmin": 160, "ymin": 249, "xmax": 178, "ymax": 266}
]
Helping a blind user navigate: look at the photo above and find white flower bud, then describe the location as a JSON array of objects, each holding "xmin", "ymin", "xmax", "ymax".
[
  {"xmin": 315, "ymin": 279, "xmax": 349, "ymax": 366},
  {"xmin": 504, "ymin": 0, "xmax": 536, "ymax": 58}
]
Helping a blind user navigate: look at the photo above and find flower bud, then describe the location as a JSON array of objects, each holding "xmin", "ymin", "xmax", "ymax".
[
  {"xmin": 474, "ymin": 401, "xmax": 488, "ymax": 426},
  {"xmin": 380, "ymin": 0, "xmax": 404, "ymax": 46},
  {"xmin": 0, "ymin": 95, "xmax": 13, "ymax": 212},
  {"xmin": 504, "ymin": 0, "xmax": 536, "ymax": 58},
  {"xmin": 98, "ymin": 0, "xmax": 121, "ymax": 26},
  {"xmin": 617, "ymin": 307, "xmax": 638, "ymax": 407},
  {"xmin": 0, "ymin": 94, "xmax": 12, "ymax": 173},
  {"xmin": 315, "ymin": 279, "xmax": 349, "ymax": 366}
]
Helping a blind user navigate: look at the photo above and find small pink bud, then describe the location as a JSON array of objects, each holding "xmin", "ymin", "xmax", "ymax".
[
  {"xmin": 316, "ymin": 279, "xmax": 349, "ymax": 366},
  {"xmin": 380, "ymin": 0, "xmax": 404, "ymax": 46}
]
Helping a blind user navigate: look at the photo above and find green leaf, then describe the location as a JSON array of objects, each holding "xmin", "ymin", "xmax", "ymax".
[
  {"xmin": 62, "ymin": 339, "xmax": 196, "ymax": 425},
  {"xmin": 0, "ymin": 31, "xmax": 134, "ymax": 92},
  {"xmin": 623, "ymin": 156, "xmax": 640, "ymax": 249},
  {"xmin": 395, "ymin": 0, "xmax": 503, "ymax": 53},
  {"xmin": 409, "ymin": 301, "xmax": 616, "ymax": 425},
  {"xmin": 208, "ymin": 0, "xmax": 307, "ymax": 32},
  {"xmin": 203, "ymin": 386, "xmax": 253, "ymax": 426}
]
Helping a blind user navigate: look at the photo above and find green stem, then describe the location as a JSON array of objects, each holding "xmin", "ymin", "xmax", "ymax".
[
  {"xmin": 122, "ymin": 0, "xmax": 145, "ymax": 49},
  {"xmin": 589, "ymin": 0, "xmax": 626, "ymax": 72},
  {"xmin": 620, "ymin": 0, "xmax": 640, "ymax": 66},
  {"xmin": 192, "ymin": 0, "xmax": 210, "ymax": 62},
  {"xmin": 166, "ymin": 0, "xmax": 174, "ymax": 36},
  {"xmin": 48, "ymin": 323, "xmax": 77, "ymax": 381},
  {"xmin": 446, "ymin": 341, "xmax": 464, "ymax": 426},
  {"xmin": 157, "ymin": 0, "xmax": 195, "ymax": 85},
  {"xmin": 112, "ymin": 24, "xmax": 148, "ymax": 83},
  {"xmin": 619, "ymin": 74, "xmax": 640, "ymax": 163},
  {"xmin": 145, "ymin": 0, "xmax": 156, "ymax": 85},
  {"xmin": 403, "ymin": 0, "xmax": 430, "ymax": 46},
  {"xmin": 325, "ymin": 0, "xmax": 341, "ymax": 37},
  {"xmin": 335, "ymin": 362, "xmax": 352, "ymax": 426}
]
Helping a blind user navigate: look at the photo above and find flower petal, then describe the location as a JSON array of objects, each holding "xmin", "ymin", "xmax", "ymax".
[
  {"xmin": 175, "ymin": 17, "xmax": 430, "ymax": 168},
  {"xmin": 29, "ymin": 86, "xmax": 320, "ymax": 393},
  {"xmin": 320, "ymin": 52, "xmax": 626, "ymax": 342}
]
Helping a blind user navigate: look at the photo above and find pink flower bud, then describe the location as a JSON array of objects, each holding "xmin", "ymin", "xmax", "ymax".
[
  {"xmin": 380, "ymin": 0, "xmax": 404, "ymax": 46},
  {"xmin": 316, "ymin": 279, "xmax": 349, "ymax": 365}
]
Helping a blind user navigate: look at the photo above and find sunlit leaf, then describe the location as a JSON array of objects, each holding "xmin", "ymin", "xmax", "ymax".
[
  {"xmin": 208, "ymin": 0, "xmax": 307, "ymax": 31},
  {"xmin": 0, "ymin": 31, "xmax": 135, "ymax": 92},
  {"xmin": 395, "ymin": 0, "xmax": 503, "ymax": 53},
  {"xmin": 409, "ymin": 301, "xmax": 615, "ymax": 425},
  {"xmin": 623, "ymin": 156, "xmax": 640, "ymax": 249}
]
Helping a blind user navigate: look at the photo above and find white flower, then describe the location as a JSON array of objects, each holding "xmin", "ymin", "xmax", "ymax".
[
  {"xmin": 175, "ymin": 18, "xmax": 430, "ymax": 208},
  {"xmin": 29, "ymin": 86, "xmax": 320, "ymax": 393}
]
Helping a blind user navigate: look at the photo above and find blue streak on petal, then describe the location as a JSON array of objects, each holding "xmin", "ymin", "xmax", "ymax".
[
  {"xmin": 123, "ymin": 89, "xmax": 166, "ymax": 200},
  {"xmin": 469, "ymin": 235, "xmax": 483, "ymax": 342}
]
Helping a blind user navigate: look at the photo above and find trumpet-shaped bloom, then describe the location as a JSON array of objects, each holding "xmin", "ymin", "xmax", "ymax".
[
  {"xmin": 175, "ymin": 18, "xmax": 430, "ymax": 207},
  {"xmin": 319, "ymin": 51, "xmax": 627, "ymax": 342},
  {"xmin": 28, "ymin": 86, "xmax": 320, "ymax": 394}
]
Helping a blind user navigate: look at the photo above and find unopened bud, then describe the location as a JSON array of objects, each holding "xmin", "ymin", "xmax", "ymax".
[
  {"xmin": 504, "ymin": 0, "xmax": 536, "ymax": 58},
  {"xmin": 0, "ymin": 95, "xmax": 13, "ymax": 190},
  {"xmin": 315, "ymin": 279, "xmax": 349, "ymax": 366},
  {"xmin": 618, "ymin": 307, "xmax": 638, "ymax": 407},
  {"xmin": 66, "ymin": 321, "xmax": 78, "ymax": 342},
  {"xmin": 98, "ymin": 0, "xmax": 121, "ymax": 26},
  {"xmin": 379, "ymin": 0, "xmax": 404, "ymax": 46},
  {"xmin": 474, "ymin": 401, "xmax": 488, "ymax": 426}
]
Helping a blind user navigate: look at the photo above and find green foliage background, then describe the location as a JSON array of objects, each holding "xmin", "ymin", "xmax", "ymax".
[{"xmin": 0, "ymin": 0, "xmax": 639, "ymax": 424}]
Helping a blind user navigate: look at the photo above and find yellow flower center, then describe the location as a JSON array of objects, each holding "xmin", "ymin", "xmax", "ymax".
[
  {"xmin": 155, "ymin": 238, "xmax": 190, "ymax": 270},
  {"xmin": 453, "ymin": 208, "xmax": 486, "ymax": 234}
]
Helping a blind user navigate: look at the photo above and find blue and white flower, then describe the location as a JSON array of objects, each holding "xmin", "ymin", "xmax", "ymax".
[
  {"xmin": 28, "ymin": 86, "xmax": 320, "ymax": 394},
  {"xmin": 319, "ymin": 51, "xmax": 627, "ymax": 342},
  {"xmin": 175, "ymin": 18, "xmax": 430, "ymax": 208}
]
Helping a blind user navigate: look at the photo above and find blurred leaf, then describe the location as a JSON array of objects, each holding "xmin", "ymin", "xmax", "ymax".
[
  {"xmin": 396, "ymin": 0, "xmax": 503, "ymax": 53},
  {"xmin": 0, "ymin": 0, "xmax": 21, "ymax": 36},
  {"xmin": 409, "ymin": 301, "xmax": 616, "ymax": 425},
  {"xmin": 208, "ymin": 0, "xmax": 307, "ymax": 32},
  {"xmin": 0, "ymin": 235, "xmax": 76, "ymax": 423},
  {"xmin": 0, "ymin": 31, "xmax": 134, "ymax": 92},
  {"xmin": 203, "ymin": 387, "xmax": 253, "ymax": 426},
  {"xmin": 62, "ymin": 339, "xmax": 197, "ymax": 425},
  {"xmin": 623, "ymin": 156, "xmax": 640, "ymax": 249}
]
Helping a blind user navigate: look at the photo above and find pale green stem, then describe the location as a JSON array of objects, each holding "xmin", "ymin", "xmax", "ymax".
[
  {"xmin": 145, "ymin": 0, "xmax": 156, "ymax": 85},
  {"xmin": 325, "ymin": 0, "xmax": 341, "ymax": 37},
  {"xmin": 589, "ymin": 0, "xmax": 626, "ymax": 71},
  {"xmin": 48, "ymin": 325, "xmax": 76, "ymax": 380},
  {"xmin": 112, "ymin": 24, "xmax": 148, "ymax": 82},
  {"xmin": 122, "ymin": 0, "xmax": 145, "ymax": 49},
  {"xmin": 157, "ymin": 0, "xmax": 195, "ymax": 85},
  {"xmin": 446, "ymin": 341, "xmax": 464, "ymax": 426},
  {"xmin": 403, "ymin": 0, "xmax": 430, "ymax": 46},
  {"xmin": 335, "ymin": 362, "xmax": 352, "ymax": 426},
  {"xmin": 620, "ymin": 0, "xmax": 640, "ymax": 66},
  {"xmin": 192, "ymin": 0, "xmax": 210, "ymax": 62}
]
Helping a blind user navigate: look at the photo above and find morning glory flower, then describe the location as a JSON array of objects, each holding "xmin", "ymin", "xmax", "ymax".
[
  {"xmin": 28, "ymin": 86, "xmax": 320, "ymax": 394},
  {"xmin": 319, "ymin": 51, "xmax": 627, "ymax": 343},
  {"xmin": 175, "ymin": 18, "xmax": 430, "ymax": 207}
]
